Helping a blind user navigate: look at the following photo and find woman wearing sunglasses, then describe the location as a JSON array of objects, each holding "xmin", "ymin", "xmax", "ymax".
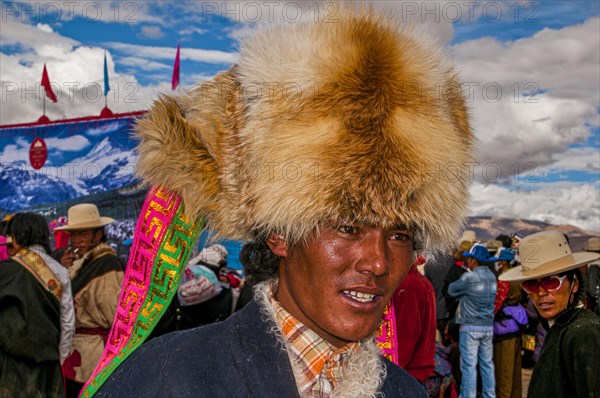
[{"xmin": 499, "ymin": 230, "xmax": 600, "ymax": 398}]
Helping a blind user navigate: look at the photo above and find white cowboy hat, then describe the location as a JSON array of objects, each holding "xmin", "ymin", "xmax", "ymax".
[
  {"xmin": 585, "ymin": 237, "xmax": 600, "ymax": 252},
  {"xmin": 54, "ymin": 203, "xmax": 114, "ymax": 231},
  {"xmin": 457, "ymin": 230, "xmax": 477, "ymax": 244},
  {"xmin": 499, "ymin": 230, "xmax": 600, "ymax": 282}
]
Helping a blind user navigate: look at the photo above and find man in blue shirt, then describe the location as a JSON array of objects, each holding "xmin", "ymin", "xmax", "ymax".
[{"xmin": 449, "ymin": 244, "xmax": 497, "ymax": 398}]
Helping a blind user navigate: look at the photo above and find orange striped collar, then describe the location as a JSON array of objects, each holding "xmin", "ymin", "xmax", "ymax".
[{"xmin": 269, "ymin": 286, "xmax": 359, "ymax": 396}]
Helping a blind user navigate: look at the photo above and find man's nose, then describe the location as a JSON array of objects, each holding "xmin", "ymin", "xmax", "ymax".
[
  {"xmin": 356, "ymin": 231, "xmax": 390, "ymax": 277},
  {"xmin": 536, "ymin": 285, "xmax": 549, "ymax": 296}
]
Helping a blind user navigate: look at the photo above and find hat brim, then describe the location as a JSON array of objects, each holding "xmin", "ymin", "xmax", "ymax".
[
  {"xmin": 490, "ymin": 257, "xmax": 514, "ymax": 262},
  {"xmin": 499, "ymin": 251, "xmax": 600, "ymax": 282},
  {"xmin": 462, "ymin": 251, "xmax": 490, "ymax": 262},
  {"xmin": 54, "ymin": 217, "xmax": 114, "ymax": 231}
]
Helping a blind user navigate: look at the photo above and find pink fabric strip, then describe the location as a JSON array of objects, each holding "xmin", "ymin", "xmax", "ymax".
[
  {"xmin": 376, "ymin": 299, "xmax": 399, "ymax": 365},
  {"xmin": 85, "ymin": 186, "xmax": 179, "ymax": 380}
]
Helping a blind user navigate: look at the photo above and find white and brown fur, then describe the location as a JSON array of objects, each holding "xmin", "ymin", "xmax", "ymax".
[{"xmin": 134, "ymin": 6, "xmax": 473, "ymax": 250}]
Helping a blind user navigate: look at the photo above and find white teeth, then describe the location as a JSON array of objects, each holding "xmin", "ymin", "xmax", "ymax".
[{"xmin": 343, "ymin": 290, "xmax": 376, "ymax": 302}]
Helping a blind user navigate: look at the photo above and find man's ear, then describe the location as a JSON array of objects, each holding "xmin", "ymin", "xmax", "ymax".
[
  {"xmin": 266, "ymin": 233, "xmax": 288, "ymax": 258},
  {"xmin": 93, "ymin": 229, "xmax": 103, "ymax": 245},
  {"xmin": 572, "ymin": 274, "xmax": 580, "ymax": 294}
]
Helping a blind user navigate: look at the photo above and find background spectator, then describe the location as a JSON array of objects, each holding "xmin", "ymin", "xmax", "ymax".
[
  {"xmin": 54, "ymin": 203, "xmax": 125, "ymax": 398},
  {"xmin": 448, "ymin": 244, "xmax": 497, "ymax": 398},
  {"xmin": 0, "ymin": 212, "xmax": 66, "ymax": 397},
  {"xmin": 393, "ymin": 264, "xmax": 437, "ymax": 383},
  {"xmin": 424, "ymin": 248, "xmax": 454, "ymax": 344}
]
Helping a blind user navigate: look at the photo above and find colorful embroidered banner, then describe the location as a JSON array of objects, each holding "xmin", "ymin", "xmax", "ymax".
[{"xmin": 80, "ymin": 186, "xmax": 203, "ymax": 396}]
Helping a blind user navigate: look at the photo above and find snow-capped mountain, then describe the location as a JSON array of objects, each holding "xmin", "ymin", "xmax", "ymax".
[
  {"xmin": 65, "ymin": 136, "xmax": 138, "ymax": 194},
  {"xmin": 0, "ymin": 161, "xmax": 80, "ymax": 211},
  {"xmin": 0, "ymin": 137, "xmax": 138, "ymax": 212}
]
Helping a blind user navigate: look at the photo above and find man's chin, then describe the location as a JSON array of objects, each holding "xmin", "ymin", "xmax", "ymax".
[{"xmin": 330, "ymin": 321, "xmax": 383, "ymax": 344}]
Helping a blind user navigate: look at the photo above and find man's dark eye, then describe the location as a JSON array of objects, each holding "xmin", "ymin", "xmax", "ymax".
[
  {"xmin": 337, "ymin": 225, "xmax": 359, "ymax": 234},
  {"xmin": 390, "ymin": 232, "xmax": 411, "ymax": 241}
]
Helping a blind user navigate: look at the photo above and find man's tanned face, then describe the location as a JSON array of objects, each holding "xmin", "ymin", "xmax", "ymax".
[{"xmin": 269, "ymin": 224, "xmax": 413, "ymax": 348}]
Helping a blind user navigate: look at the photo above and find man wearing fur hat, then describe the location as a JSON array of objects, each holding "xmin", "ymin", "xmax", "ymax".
[
  {"xmin": 499, "ymin": 230, "xmax": 600, "ymax": 398},
  {"xmin": 54, "ymin": 203, "xmax": 125, "ymax": 397},
  {"xmin": 95, "ymin": 5, "xmax": 473, "ymax": 398}
]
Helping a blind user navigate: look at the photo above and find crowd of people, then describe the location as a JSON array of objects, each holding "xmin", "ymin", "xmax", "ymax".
[
  {"xmin": 388, "ymin": 230, "xmax": 600, "ymax": 398},
  {"xmin": 2, "ymin": 205, "xmax": 599, "ymax": 398},
  {"xmin": 1, "ymin": 6, "xmax": 600, "ymax": 398}
]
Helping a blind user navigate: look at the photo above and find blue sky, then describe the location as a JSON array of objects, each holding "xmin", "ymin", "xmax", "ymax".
[
  {"xmin": 1, "ymin": 0, "xmax": 599, "ymax": 232},
  {"xmin": 452, "ymin": 0, "xmax": 599, "ymax": 43}
]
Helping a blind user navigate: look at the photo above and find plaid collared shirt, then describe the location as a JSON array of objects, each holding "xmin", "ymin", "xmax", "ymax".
[{"xmin": 270, "ymin": 287, "xmax": 359, "ymax": 397}]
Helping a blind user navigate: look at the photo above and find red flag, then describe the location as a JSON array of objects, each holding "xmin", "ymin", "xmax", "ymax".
[
  {"xmin": 41, "ymin": 63, "xmax": 58, "ymax": 102},
  {"xmin": 171, "ymin": 43, "xmax": 180, "ymax": 90}
]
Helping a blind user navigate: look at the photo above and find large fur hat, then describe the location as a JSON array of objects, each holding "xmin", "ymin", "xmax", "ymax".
[{"xmin": 134, "ymin": 7, "xmax": 473, "ymax": 249}]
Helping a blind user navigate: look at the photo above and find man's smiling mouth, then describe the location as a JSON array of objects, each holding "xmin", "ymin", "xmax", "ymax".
[{"xmin": 343, "ymin": 290, "xmax": 376, "ymax": 302}]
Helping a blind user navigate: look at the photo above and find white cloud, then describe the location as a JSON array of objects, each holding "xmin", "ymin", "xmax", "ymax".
[
  {"xmin": 468, "ymin": 94, "xmax": 597, "ymax": 181},
  {"xmin": 138, "ymin": 26, "xmax": 165, "ymax": 40},
  {"xmin": 1, "ymin": 18, "xmax": 79, "ymax": 49},
  {"xmin": 45, "ymin": 135, "xmax": 91, "ymax": 151},
  {"xmin": 0, "ymin": 19, "xmax": 151, "ymax": 125},
  {"xmin": 3, "ymin": 0, "xmax": 162, "ymax": 24},
  {"xmin": 35, "ymin": 22, "xmax": 53, "ymax": 33},
  {"xmin": 450, "ymin": 17, "xmax": 599, "ymax": 183},
  {"xmin": 119, "ymin": 56, "xmax": 171, "ymax": 71},
  {"xmin": 0, "ymin": 137, "xmax": 30, "ymax": 163},
  {"xmin": 469, "ymin": 181, "xmax": 600, "ymax": 233},
  {"xmin": 547, "ymin": 147, "xmax": 600, "ymax": 173},
  {"xmin": 108, "ymin": 42, "xmax": 238, "ymax": 65},
  {"xmin": 451, "ymin": 17, "xmax": 600, "ymax": 103},
  {"xmin": 179, "ymin": 26, "xmax": 209, "ymax": 37},
  {"xmin": 454, "ymin": 16, "xmax": 600, "ymax": 229}
]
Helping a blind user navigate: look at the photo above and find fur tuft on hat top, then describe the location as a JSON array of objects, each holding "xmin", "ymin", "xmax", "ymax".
[{"xmin": 134, "ymin": 6, "xmax": 473, "ymax": 250}]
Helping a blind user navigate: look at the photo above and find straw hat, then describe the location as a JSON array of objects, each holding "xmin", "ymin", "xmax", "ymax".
[
  {"xmin": 457, "ymin": 230, "xmax": 477, "ymax": 244},
  {"xmin": 54, "ymin": 203, "xmax": 114, "ymax": 231},
  {"xmin": 499, "ymin": 230, "xmax": 600, "ymax": 282},
  {"xmin": 585, "ymin": 237, "xmax": 600, "ymax": 252},
  {"xmin": 485, "ymin": 239, "xmax": 502, "ymax": 254}
]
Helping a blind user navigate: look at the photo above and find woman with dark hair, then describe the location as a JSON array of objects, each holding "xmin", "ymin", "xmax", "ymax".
[
  {"xmin": 499, "ymin": 230, "xmax": 600, "ymax": 398},
  {"xmin": 0, "ymin": 212, "xmax": 75, "ymax": 397}
]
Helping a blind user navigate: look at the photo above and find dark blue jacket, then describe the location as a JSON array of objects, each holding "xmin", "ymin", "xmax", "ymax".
[{"xmin": 97, "ymin": 299, "xmax": 426, "ymax": 397}]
